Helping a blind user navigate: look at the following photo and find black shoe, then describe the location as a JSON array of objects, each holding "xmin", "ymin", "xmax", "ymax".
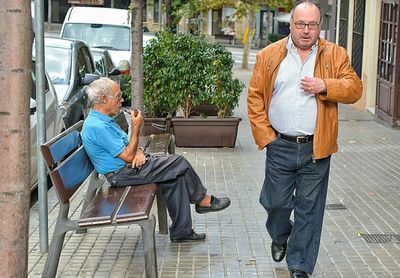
[
  {"xmin": 170, "ymin": 230, "xmax": 206, "ymax": 243},
  {"xmin": 290, "ymin": 269, "xmax": 308, "ymax": 278},
  {"xmin": 271, "ymin": 241, "xmax": 287, "ymax": 262},
  {"xmin": 195, "ymin": 195, "xmax": 231, "ymax": 214}
]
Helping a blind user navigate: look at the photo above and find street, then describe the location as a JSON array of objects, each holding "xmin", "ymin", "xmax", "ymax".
[
  {"xmin": 27, "ymin": 68, "xmax": 400, "ymax": 277},
  {"xmin": 226, "ymin": 46, "xmax": 258, "ymax": 68}
]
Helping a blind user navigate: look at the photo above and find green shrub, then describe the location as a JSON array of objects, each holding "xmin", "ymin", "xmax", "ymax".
[{"xmin": 143, "ymin": 31, "xmax": 244, "ymax": 118}]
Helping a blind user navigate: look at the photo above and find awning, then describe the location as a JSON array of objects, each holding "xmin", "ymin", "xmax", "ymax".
[{"xmin": 274, "ymin": 13, "xmax": 291, "ymax": 23}]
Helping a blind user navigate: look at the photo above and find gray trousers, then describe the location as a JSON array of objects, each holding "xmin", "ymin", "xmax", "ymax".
[{"xmin": 107, "ymin": 154, "xmax": 207, "ymax": 239}]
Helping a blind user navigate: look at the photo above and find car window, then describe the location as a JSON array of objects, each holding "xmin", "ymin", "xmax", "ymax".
[
  {"xmin": 76, "ymin": 49, "xmax": 89, "ymax": 83},
  {"xmin": 93, "ymin": 53, "xmax": 106, "ymax": 76},
  {"xmin": 62, "ymin": 23, "xmax": 131, "ymax": 51},
  {"xmin": 104, "ymin": 53, "xmax": 115, "ymax": 73},
  {"xmin": 44, "ymin": 46, "xmax": 71, "ymax": 85}
]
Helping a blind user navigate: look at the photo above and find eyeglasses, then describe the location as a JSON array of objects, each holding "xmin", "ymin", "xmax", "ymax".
[
  {"xmin": 294, "ymin": 22, "xmax": 320, "ymax": 30},
  {"xmin": 108, "ymin": 91, "xmax": 122, "ymax": 100}
]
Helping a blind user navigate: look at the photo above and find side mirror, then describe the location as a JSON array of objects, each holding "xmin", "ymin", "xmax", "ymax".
[
  {"xmin": 30, "ymin": 98, "xmax": 37, "ymax": 115},
  {"xmin": 109, "ymin": 68, "xmax": 122, "ymax": 76},
  {"xmin": 82, "ymin": 73, "xmax": 100, "ymax": 85}
]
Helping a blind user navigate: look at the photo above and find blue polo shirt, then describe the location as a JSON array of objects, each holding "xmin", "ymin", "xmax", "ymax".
[{"xmin": 81, "ymin": 110, "xmax": 128, "ymax": 174}]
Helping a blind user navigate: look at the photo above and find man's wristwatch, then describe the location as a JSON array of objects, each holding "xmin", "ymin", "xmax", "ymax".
[{"xmin": 139, "ymin": 147, "xmax": 146, "ymax": 154}]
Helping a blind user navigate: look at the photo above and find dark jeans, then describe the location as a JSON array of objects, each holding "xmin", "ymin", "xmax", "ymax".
[
  {"xmin": 260, "ymin": 136, "xmax": 331, "ymax": 274},
  {"xmin": 107, "ymin": 154, "xmax": 207, "ymax": 239}
]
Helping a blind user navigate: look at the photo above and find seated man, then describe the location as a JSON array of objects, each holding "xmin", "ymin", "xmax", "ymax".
[{"xmin": 81, "ymin": 77, "xmax": 231, "ymax": 243}]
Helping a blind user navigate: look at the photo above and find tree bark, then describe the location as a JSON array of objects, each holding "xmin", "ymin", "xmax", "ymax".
[
  {"xmin": 0, "ymin": 1, "xmax": 32, "ymax": 276},
  {"xmin": 242, "ymin": 10, "xmax": 256, "ymax": 69},
  {"xmin": 130, "ymin": 0, "xmax": 144, "ymax": 113}
]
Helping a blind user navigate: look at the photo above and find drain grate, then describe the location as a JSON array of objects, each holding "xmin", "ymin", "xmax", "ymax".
[
  {"xmin": 362, "ymin": 234, "xmax": 400, "ymax": 243},
  {"xmin": 325, "ymin": 203, "xmax": 347, "ymax": 210}
]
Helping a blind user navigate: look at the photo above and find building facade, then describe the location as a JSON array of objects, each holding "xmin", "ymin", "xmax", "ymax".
[{"xmin": 335, "ymin": 0, "xmax": 400, "ymax": 127}]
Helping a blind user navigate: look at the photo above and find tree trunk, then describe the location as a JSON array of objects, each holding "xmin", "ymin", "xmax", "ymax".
[
  {"xmin": 0, "ymin": 1, "xmax": 32, "ymax": 276},
  {"xmin": 242, "ymin": 10, "xmax": 256, "ymax": 70},
  {"xmin": 130, "ymin": 0, "xmax": 144, "ymax": 113}
]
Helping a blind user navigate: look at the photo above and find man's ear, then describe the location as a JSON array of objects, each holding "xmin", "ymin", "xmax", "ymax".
[{"xmin": 101, "ymin": 95, "xmax": 108, "ymax": 103}]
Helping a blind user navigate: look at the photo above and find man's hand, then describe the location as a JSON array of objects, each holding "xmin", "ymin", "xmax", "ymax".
[
  {"xmin": 132, "ymin": 148, "xmax": 147, "ymax": 168},
  {"xmin": 131, "ymin": 110, "xmax": 143, "ymax": 133},
  {"xmin": 300, "ymin": 77, "xmax": 326, "ymax": 94}
]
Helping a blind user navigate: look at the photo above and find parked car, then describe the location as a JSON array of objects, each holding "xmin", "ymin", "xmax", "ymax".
[
  {"xmin": 42, "ymin": 37, "xmax": 97, "ymax": 128},
  {"xmin": 30, "ymin": 58, "xmax": 65, "ymax": 191},
  {"xmin": 91, "ymin": 47, "xmax": 116, "ymax": 78},
  {"xmin": 60, "ymin": 6, "xmax": 155, "ymax": 65}
]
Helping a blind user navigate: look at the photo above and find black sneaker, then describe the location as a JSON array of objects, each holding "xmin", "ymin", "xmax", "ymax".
[
  {"xmin": 170, "ymin": 230, "xmax": 206, "ymax": 243},
  {"xmin": 195, "ymin": 195, "xmax": 231, "ymax": 214}
]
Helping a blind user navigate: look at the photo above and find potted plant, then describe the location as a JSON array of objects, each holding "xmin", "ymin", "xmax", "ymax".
[{"xmin": 143, "ymin": 31, "xmax": 244, "ymax": 147}]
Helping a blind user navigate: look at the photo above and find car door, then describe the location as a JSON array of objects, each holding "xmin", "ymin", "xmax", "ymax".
[
  {"xmin": 72, "ymin": 45, "xmax": 95, "ymax": 121},
  {"xmin": 30, "ymin": 62, "xmax": 60, "ymax": 190}
]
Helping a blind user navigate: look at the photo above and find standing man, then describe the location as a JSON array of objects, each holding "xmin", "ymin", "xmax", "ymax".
[
  {"xmin": 81, "ymin": 77, "xmax": 231, "ymax": 243},
  {"xmin": 247, "ymin": 1, "xmax": 362, "ymax": 277}
]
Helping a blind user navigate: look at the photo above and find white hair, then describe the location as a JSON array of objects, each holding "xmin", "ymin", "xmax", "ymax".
[{"xmin": 85, "ymin": 77, "xmax": 115, "ymax": 104}]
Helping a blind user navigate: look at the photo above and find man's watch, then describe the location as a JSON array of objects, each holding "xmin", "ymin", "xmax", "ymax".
[{"xmin": 139, "ymin": 147, "xmax": 146, "ymax": 154}]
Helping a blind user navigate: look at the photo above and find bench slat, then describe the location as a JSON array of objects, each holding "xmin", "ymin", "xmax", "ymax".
[
  {"xmin": 116, "ymin": 183, "xmax": 158, "ymax": 223},
  {"xmin": 78, "ymin": 186, "xmax": 127, "ymax": 227}
]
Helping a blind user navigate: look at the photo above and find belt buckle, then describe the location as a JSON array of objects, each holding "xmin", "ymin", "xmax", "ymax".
[{"xmin": 296, "ymin": 136, "xmax": 307, "ymax": 144}]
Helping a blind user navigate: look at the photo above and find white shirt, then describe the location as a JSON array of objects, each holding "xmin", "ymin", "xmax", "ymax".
[{"xmin": 268, "ymin": 37, "xmax": 318, "ymax": 136}]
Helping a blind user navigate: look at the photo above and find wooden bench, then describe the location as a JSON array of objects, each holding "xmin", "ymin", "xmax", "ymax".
[
  {"xmin": 214, "ymin": 33, "xmax": 235, "ymax": 45},
  {"xmin": 40, "ymin": 119, "xmax": 172, "ymax": 277}
]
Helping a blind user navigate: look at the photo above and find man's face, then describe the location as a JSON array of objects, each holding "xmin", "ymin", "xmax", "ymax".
[
  {"xmin": 290, "ymin": 3, "xmax": 321, "ymax": 50},
  {"xmin": 105, "ymin": 83, "xmax": 124, "ymax": 116}
]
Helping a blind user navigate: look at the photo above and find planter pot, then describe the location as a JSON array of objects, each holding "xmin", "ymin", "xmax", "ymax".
[
  {"xmin": 144, "ymin": 118, "xmax": 169, "ymax": 135},
  {"xmin": 171, "ymin": 117, "xmax": 241, "ymax": 148}
]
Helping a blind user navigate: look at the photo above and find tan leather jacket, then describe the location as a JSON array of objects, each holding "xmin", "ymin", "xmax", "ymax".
[{"xmin": 247, "ymin": 37, "xmax": 363, "ymax": 159}]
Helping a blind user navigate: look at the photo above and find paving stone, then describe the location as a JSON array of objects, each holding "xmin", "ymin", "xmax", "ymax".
[{"xmin": 27, "ymin": 67, "xmax": 400, "ymax": 277}]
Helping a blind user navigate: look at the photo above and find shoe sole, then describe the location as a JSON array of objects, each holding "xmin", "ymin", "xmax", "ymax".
[{"xmin": 171, "ymin": 237, "xmax": 206, "ymax": 243}]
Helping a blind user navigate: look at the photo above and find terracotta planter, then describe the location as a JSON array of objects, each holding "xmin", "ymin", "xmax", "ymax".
[
  {"xmin": 171, "ymin": 117, "xmax": 241, "ymax": 148},
  {"xmin": 143, "ymin": 118, "xmax": 170, "ymax": 135}
]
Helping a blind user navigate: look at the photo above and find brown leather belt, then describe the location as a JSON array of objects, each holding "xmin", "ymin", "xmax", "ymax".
[{"xmin": 279, "ymin": 133, "xmax": 314, "ymax": 144}]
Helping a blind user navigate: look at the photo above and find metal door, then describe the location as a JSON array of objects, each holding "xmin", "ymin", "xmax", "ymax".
[{"xmin": 376, "ymin": 0, "xmax": 400, "ymax": 127}]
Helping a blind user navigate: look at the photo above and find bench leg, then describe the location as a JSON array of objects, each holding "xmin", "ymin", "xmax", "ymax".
[
  {"xmin": 77, "ymin": 171, "xmax": 104, "ymax": 234},
  {"xmin": 168, "ymin": 134, "xmax": 176, "ymax": 154},
  {"xmin": 42, "ymin": 204, "xmax": 70, "ymax": 278},
  {"xmin": 156, "ymin": 189, "xmax": 168, "ymax": 234},
  {"xmin": 139, "ymin": 214, "xmax": 158, "ymax": 278}
]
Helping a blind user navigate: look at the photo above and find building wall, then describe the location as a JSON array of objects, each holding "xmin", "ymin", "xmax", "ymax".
[
  {"xmin": 362, "ymin": 1, "xmax": 381, "ymax": 114},
  {"xmin": 335, "ymin": 0, "xmax": 380, "ymax": 112}
]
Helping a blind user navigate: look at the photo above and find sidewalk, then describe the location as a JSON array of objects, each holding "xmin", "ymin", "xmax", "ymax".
[{"xmin": 28, "ymin": 68, "xmax": 400, "ymax": 277}]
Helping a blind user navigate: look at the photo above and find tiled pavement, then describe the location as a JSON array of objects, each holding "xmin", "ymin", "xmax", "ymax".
[{"xmin": 28, "ymin": 68, "xmax": 400, "ymax": 277}]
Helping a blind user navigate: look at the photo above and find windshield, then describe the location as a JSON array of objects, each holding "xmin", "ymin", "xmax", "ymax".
[
  {"xmin": 62, "ymin": 23, "xmax": 131, "ymax": 51},
  {"xmin": 44, "ymin": 46, "xmax": 71, "ymax": 85}
]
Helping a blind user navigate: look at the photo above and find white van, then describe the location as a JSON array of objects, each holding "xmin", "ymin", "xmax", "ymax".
[{"xmin": 60, "ymin": 7, "xmax": 154, "ymax": 65}]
